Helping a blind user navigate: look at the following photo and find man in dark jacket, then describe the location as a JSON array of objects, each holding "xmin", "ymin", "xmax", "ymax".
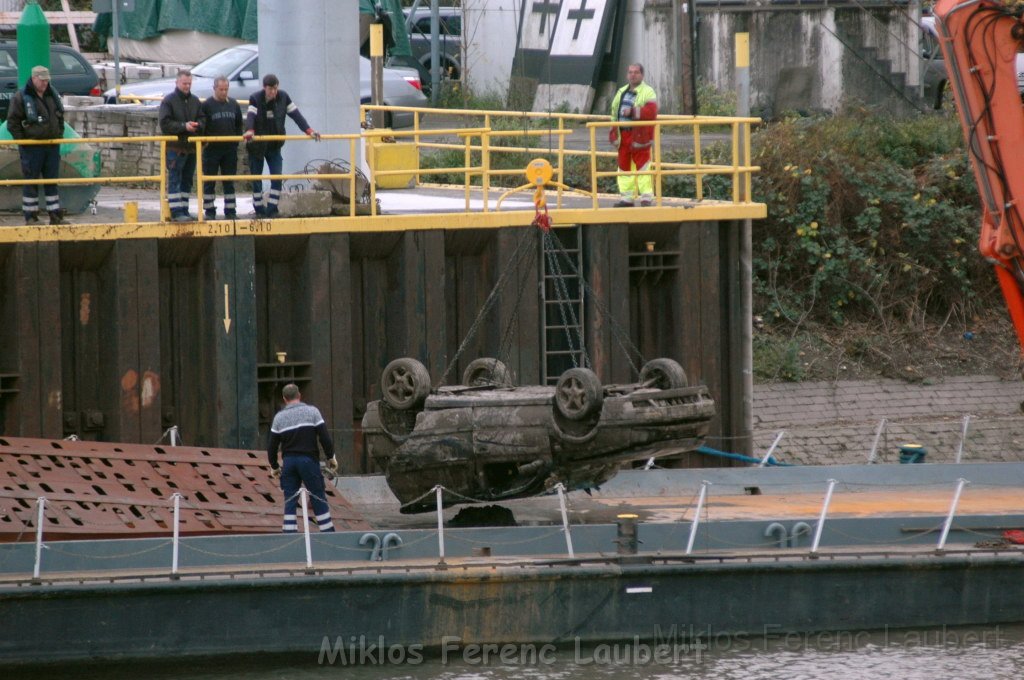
[
  {"xmin": 7, "ymin": 65, "xmax": 66, "ymax": 225},
  {"xmin": 243, "ymin": 74, "xmax": 320, "ymax": 218},
  {"xmin": 158, "ymin": 70, "xmax": 205, "ymax": 222},
  {"xmin": 199, "ymin": 76, "xmax": 243, "ymax": 219},
  {"xmin": 266, "ymin": 383, "xmax": 338, "ymax": 533}
]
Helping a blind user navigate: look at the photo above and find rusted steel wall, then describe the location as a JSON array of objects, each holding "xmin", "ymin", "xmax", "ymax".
[{"xmin": 0, "ymin": 221, "xmax": 743, "ymax": 470}]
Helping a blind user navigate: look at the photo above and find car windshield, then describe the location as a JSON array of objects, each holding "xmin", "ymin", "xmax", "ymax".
[{"xmin": 192, "ymin": 46, "xmax": 255, "ymax": 78}]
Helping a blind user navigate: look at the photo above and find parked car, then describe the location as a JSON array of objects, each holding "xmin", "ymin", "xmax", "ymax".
[
  {"xmin": 104, "ymin": 44, "xmax": 427, "ymax": 128},
  {"xmin": 404, "ymin": 5, "xmax": 462, "ymax": 82},
  {"xmin": 920, "ymin": 15, "xmax": 1024, "ymax": 109},
  {"xmin": 362, "ymin": 357, "xmax": 716, "ymax": 513},
  {"xmin": 0, "ymin": 42, "xmax": 100, "ymax": 119}
]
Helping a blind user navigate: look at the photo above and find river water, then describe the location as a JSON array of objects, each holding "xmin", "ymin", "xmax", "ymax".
[{"xmin": 17, "ymin": 624, "xmax": 1024, "ymax": 680}]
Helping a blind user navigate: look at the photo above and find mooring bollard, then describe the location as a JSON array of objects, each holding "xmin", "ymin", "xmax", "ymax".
[
  {"xmin": 810, "ymin": 479, "xmax": 837, "ymax": 554},
  {"xmin": 33, "ymin": 497, "xmax": 46, "ymax": 580},
  {"xmin": 937, "ymin": 478, "xmax": 969, "ymax": 551},
  {"xmin": 555, "ymin": 483, "xmax": 575, "ymax": 558},
  {"xmin": 300, "ymin": 488, "xmax": 313, "ymax": 570},
  {"xmin": 435, "ymin": 485, "xmax": 446, "ymax": 564},
  {"xmin": 171, "ymin": 493, "xmax": 181, "ymax": 576},
  {"xmin": 685, "ymin": 481, "xmax": 710, "ymax": 555},
  {"xmin": 616, "ymin": 513, "xmax": 639, "ymax": 555}
]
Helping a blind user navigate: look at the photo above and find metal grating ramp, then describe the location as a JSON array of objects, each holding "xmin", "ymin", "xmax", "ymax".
[{"xmin": 0, "ymin": 436, "xmax": 368, "ymax": 541}]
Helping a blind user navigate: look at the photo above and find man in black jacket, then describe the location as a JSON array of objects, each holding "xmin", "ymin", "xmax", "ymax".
[
  {"xmin": 267, "ymin": 383, "xmax": 338, "ymax": 533},
  {"xmin": 199, "ymin": 77, "xmax": 243, "ymax": 219},
  {"xmin": 7, "ymin": 65, "xmax": 66, "ymax": 225},
  {"xmin": 243, "ymin": 74, "xmax": 320, "ymax": 218},
  {"xmin": 158, "ymin": 70, "xmax": 205, "ymax": 222}
]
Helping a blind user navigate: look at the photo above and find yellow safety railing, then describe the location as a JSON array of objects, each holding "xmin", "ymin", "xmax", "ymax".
[
  {"xmin": 362, "ymin": 104, "xmax": 760, "ymax": 212},
  {"xmin": 0, "ymin": 105, "xmax": 759, "ymax": 226}
]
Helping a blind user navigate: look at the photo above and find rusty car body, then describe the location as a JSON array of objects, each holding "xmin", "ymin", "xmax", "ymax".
[{"xmin": 361, "ymin": 357, "xmax": 716, "ymax": 512}]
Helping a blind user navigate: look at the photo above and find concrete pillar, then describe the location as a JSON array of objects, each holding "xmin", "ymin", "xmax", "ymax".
[{"xmin": 257, "ymin": 1, "xmax": 360, "ymax": 178}]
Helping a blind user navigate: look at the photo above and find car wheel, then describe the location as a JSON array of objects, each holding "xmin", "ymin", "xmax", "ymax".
[
  {"xmin": 639, "ymin": 358, "xmax": 688, "ymax": 389},
  {"xmin": 462, "ymin": 358, "xmax": 514, "ymax": 387},
  {"xmin": 381, "ymin": 358, "xmax": 431, "ymax": 410},
  {"xmin": 555, "ymin": 367, "xmax": 603, "ymax": 421}
]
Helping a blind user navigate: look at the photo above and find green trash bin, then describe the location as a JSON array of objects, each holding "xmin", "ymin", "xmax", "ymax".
[{"xmin": 899, "ymin": 444, "xmax": 927, "ymax": 464}]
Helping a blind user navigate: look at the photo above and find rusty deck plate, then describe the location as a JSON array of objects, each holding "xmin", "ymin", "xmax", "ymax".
[{"xmin": 0, "ymin": 436, "xmax": 368, "ymax": 541}]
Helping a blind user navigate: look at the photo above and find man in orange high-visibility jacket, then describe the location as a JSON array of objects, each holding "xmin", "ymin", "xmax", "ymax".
[{"xmin": 608, "ymin": 63, "xmax": 658, "ymax": 207}]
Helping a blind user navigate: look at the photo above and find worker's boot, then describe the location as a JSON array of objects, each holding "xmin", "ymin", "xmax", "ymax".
[{"xmin": 48, "ymin": 209, "xmax": 66, "ymax": 226}]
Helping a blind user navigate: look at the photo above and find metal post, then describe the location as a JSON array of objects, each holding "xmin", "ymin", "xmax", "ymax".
[
  {"xmin": 370, "ymin": 23, "xmax": 385, "ymax": 129},
  {"xmin": 171, "ymin": 492, "xmax": 181, "ymax": 575},
  {"xmin": 736, "ymin": 32, "xmax": 753, "ymax": 458},
  {"xmin": 955, "ymin": 415, "xmax": 971, "ymax": 464},
  {"xmin": 300, "ymin": 488, "xmax": 313, "ymax": 569},
  {"xmin": 112, "ymin": 0, "xmax": 121, "ymax": 102},
  {"xmin": 33, "ymin": 496, "xmax": 45, "ymax": 580},
  {"xmin": 937, "ymin": 478, "xmax": 969, "ymax": 551},
  {"xmin": 758, "ymin": 431, "xmax": 784, "ymax": 467},
  {"xmin": 867, "ymin": 418, "xmax": 887, "ymax": 464},
  {"xmin": 810, "ymin": 479, "xmax": 837, "ymax": 554},
  {"xmin": 429, "ymin": 0, "xmax": 440, "ymax": 105},
  {"xmin": 556, "ymin": 483, "xmax": 575, "ymax": 558},
  {"xmin": 435, "ymin": 485, "xmax": 446, "ymax": 564},
  {"xmin": 685, "ymin": 481, "xmax": 710, "ymax": 555},
  {"xmin": 169, "ymin": 426, "xmax": 179, "ymax": 447}
]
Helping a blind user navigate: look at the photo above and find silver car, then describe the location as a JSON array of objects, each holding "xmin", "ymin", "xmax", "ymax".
[{"xmin": 103, "ymin": 44, "xmax": 427, "ymax": 128}]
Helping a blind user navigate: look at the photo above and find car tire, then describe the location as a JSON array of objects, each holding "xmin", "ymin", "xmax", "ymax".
[
  {"xmin": 381, "ymin": 357, "xmax": 431, "ymax": 411},
  {"xmin": 462, "ymin": 358, "xmax": 514, "ymax": 387},
  {"xmin": 555, "ymin": 367, "xmax": 603, "ymax": 421},
  {"xmin": 639, "ymin": 358, "xmax": 688, "ymax": 389}
]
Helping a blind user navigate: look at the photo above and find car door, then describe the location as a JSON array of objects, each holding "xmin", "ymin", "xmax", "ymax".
[
  {"xmin": 0, "ymin": 47, "xmax": 18, "ymax": 119},
  {"xmin": 50, "ymin": 47, "xmax": 99, "ymax": 96},
  {"xmin": 232, "ymin": 55, "xmax": 261, "ymax": 99}
]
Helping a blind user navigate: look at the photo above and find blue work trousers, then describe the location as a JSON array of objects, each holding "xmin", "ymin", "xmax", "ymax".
[
  {"xmin": 19, "ymin": 145, "xmax": 61, "ymax": 216},
  {"xmin": 280, "ymin": 455, "xmax": 334, "ymax": 533},
  {"xmin": 166, "ymin": 149, "xmax": 197, "ymax": 217},
  {"xmin": 249, "ymin": 145, "xmax": 283, "ymax": 215}
]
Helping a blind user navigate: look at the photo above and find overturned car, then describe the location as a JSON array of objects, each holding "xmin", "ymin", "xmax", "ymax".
[{"xmin": 361, "ymin": 357, "xmax": 716, "ymax": 513}]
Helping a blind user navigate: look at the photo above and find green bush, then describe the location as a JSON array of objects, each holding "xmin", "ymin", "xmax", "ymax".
[{"xmin": 750, "ymin": 113, "xmax": 986, "ymax": 327}]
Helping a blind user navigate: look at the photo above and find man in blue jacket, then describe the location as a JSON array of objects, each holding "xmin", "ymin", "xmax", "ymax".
[
  {"xmin": 243, "ymin": 74, "xmax": 320, "ymax": 218},
  {"xmin": 266, "ymin": 383, "xmax": 337, "ymax": 533}
]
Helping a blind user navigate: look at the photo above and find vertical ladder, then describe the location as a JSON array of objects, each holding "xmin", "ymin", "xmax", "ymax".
[{"xmin": 541, "ymin": 226, "xmax": 586, "ymax": 384}]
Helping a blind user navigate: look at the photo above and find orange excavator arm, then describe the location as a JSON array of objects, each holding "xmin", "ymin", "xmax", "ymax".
[{"xmin": 934, "ymin": 0, "xmax": 1024, "ymax": 350}]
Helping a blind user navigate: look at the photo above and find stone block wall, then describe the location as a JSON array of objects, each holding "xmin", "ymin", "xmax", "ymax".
[
  {"xmin": 751, "ymin": 376, "xmax": 1024, "ymax": 465},
  {"xmin": 64, "ymin": 105, "xmax": 249, "ymax": 184}
]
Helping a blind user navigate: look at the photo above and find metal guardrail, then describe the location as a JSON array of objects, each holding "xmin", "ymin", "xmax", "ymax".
[{"xmin": 0, "ymin": 105, "xmax": 760, "ymax": 225}]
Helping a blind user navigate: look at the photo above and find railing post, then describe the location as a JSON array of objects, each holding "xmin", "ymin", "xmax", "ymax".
[
  {"xmin": 171, "ymin": 492, "xmax": 181, "ymax": 576},
  {"xmin": 33, "ymin": 497, "xmax": 46, "ymax": 580},
  {"xmin": 589, "ymin": 125, "xmax": 599, "ymax": 209},
  {"xmin": 955, "ymin": 415, "xmax": 971, "ymax": 464},
  {"xmin": 653, "ymin": 122, "xmax": 663, "ymax": 207},
  {"xmin": 435, "ymin": 485, "xmax": 446, "ymax": 564},
  {"xmin": 349, "ymin": 137, "xmax": 358, "ymax": 218},
  {"xmin": 556, "ymin": 117, "xmax": 565, "ymax": 209},
  {"xmin": 300, "ymin": 488, "xmax": 313, "ymax": 570},
  {"xmin": 810, "ymin": 479, "xmax": 837, "ymax": 555},
  {"xmin": 685, "ymin": 481, "xmax": 710, "ymax": 555},
  {"xmin": 481, "ymin": 125, "xmax": 490, "ymax": 212},
  {"xmin": 463, "ymin": 134, "xmax": 471, "ymax": 212},
  {"xmin": 159, "ymin": 140, "xmax": 170, "ymax": 222},
  {"xmin": 758, "ymin": 431, "xmax": 784, "ymax": 467},
  {"xmin": 555, "ymin": 483, "xmax": 575, "ymax": 558},
  {"xmin": 195, "ymin": 139, "xmax": 205, "ymax": 221},
  {"xmin": 937, "ymin": 478, "xmax": 969, "ymax": 551},
  {"xmin": 867, "ymin": 418, "xmax": 887, "ymax": 464}
]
